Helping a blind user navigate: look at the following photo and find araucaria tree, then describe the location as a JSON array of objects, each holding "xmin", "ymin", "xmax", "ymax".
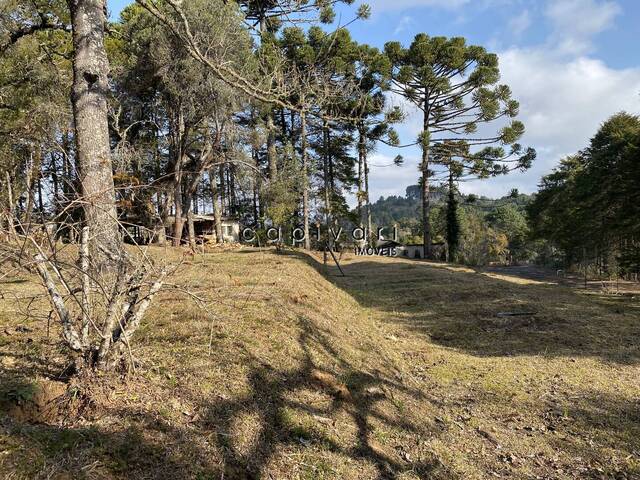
[
  {"xmin": 385, "ymin": 35, "xmax": 531, "ymax": 258},
  {"xmin": 349, "ymin": 45, "xmax": 402, "ymax": 240}
]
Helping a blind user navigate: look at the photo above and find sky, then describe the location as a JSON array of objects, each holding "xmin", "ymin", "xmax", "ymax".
[{"xmin": 109, "ymin": 0, "xmax": 640, "ymax": 201}]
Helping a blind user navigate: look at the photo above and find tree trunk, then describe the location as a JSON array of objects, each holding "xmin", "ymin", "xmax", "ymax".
[
  {"xmin": 446, "ymin": 166, "xmax": 459, "ymax": 263},
  {"xmin": 156, "ymin": 220, "xmax": 167, "ymax": 246},
  {"xmin": 364, "ymin": 145, "xmax": 372, "ymax": 246},
  {"xmin": 68, "ymin": 0, "xmax": 122, "ymax": 268},
  {"xmin": 37, "ymin": 165, "xmax": 45, "ymax": 220},
  {"xmin": 4, "ymin": 172, "xmax": 15, "ymax": 236},
  {"xmin": 24, "ymin": 152, "xmax": 35, "ymax": 232},
  {"xmin": 170, "ymin": 107, "xmax": 186, "ymax": 247},
  {"xmin": 289, "ymin": 110, "xmax": 297, "ymax": 145},
  {"xmin": 61, "ymin": 132, "xmax": 75, "ymax": 241},
  {"xmin": 173, "ymin": 170, "xmax": 184, "ymax": 246},
  {"xmin": 356, "ymin": 126, "xmax": 373, "ymax": 244},
  {"xmin": 357, "ymin": 124, "xmax": 365, "ymax": 228},
  {"xmin": 50, "ymin": 153, "xmax": 59, "ymax": 228},
  {"xmin": 322, "ymin": 121, "xmax": 332, "ymax": 248},
  {"xmin": 211, "ymin": 168, "xmax": 223, "ymax": 244},
  {"xmin": 228, "ymin": 164, "xmax": 236, "ymax": 216},
  {"xmin": 267, "ymin": 113, "xmax": 277, "ymax": 180},
  {"xmin": 187, "ymin": 210, "xmax": 196, "ymax": 250},
  {"xmin": 252, "ymin": 148, "xmax": 260, "ymax": 226},
  {"xmin": 154, "ymin": 191, "xmax": 168, "ymax": 246},
  {"xmin": 421, "ymin": 101, "xmax": 432, "ymax": 259},
  {"xmin": 219, "ymin": 164, "xmax": 226, "ymax": 217},
  {"xmin": 327, "ymin": 130, "xmax": 335, "ymax": 201},
  {"xmin": 300, "ymin": 111, "xmax": 310, "ymax": 250}
]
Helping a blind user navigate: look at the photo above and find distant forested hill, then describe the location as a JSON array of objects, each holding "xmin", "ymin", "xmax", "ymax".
[
  {"xmin": 371, "ymin": 185, "xmax": 533, "ymax": 229},
  {"xmin": 371, "ymin": 185, "xmax": 537, "ymax": 265}
]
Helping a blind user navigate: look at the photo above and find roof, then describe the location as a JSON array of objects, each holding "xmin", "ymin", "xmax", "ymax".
[
  {"xmin": 192, "ymin": 214, "xmax": 239, "ymax": 222},
  {"xmin": 376, "ymin": 239, "xmax": 403, "ymax": 247},
  {"xmin": 404, "ymin": 242, "xmax": 446, "ymax": 247},
  {"xmin": 165, "ymin": 215, "xmax": 239, "ymax": 223}
]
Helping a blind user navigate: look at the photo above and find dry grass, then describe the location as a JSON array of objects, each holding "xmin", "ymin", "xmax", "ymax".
[{"xmin": 1, "ymin": 248, "xmax": 639, "ymax": 479}]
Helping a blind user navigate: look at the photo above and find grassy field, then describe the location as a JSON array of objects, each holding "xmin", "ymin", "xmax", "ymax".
[{"xmin": 1, "ymin": 248, "xmax": 639, "ymax": 479}]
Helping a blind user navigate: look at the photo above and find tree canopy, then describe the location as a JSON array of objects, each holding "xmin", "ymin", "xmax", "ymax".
[{"xmin": 529, "ymin": 112, "xmax": 640, "ymax": 275}]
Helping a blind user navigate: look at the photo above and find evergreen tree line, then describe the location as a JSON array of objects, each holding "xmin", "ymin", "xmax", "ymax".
[
  {"xmin": 528, "ymin": 113, "xmax": 640, "ymax": 278},
  {"xmin": 371, "ymin": 111, "xmax": 640, "ymax": 274}
]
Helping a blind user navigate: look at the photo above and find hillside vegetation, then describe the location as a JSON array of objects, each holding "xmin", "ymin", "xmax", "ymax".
[
  {"xmin": 1, "ymin": 249, "xmax": 639, "ymax": 479},
  {"xmin": 371, "ymin": 186, "xmax": 534, "ymax": 265}
]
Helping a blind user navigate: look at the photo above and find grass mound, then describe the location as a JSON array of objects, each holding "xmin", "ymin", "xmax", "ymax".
[{"xmin": 1, "ymin": 248, "xmax": 639, "ymax": 479}]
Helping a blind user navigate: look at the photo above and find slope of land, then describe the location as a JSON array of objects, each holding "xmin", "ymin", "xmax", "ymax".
[{"xmin": 1, "ymin": 249, "xmax": 639, "ymax": 479}]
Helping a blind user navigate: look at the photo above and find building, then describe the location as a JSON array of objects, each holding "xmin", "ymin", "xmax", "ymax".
[
  {"xmin": 396, "ymin": 242, "xmax": 446, "ymax": 260},
  {"xmin": 166, "ymin": 215, "xmax": 240, "ymax": 243},
  {"xmin": 189, "ymin": 214, "xmax": 240, "ymax": 243},
  {"xmin": 371, "ymin": 238, "xmax": 447, "ymax": 260}
]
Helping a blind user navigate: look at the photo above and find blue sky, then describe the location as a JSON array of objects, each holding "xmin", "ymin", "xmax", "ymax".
[{"xmin": 109, "ymin": 0, "xmax": 640, "ymax": 200}]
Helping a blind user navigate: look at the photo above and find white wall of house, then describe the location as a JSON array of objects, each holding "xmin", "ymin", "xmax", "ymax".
[
  {"xmin": 219, "ymin": 221, "xmax": 240, "ymax": 243},
  {"xmin": 396, "ymin": 244, "xmax": 447, "ymax": 260}
]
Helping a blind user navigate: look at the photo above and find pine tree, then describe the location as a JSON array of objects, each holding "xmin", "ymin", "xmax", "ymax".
[{"xmin": 529, "ymin": 112, "xmax": 640, "ymax": 275}]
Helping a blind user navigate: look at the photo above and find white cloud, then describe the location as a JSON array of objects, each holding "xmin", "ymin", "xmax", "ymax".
[
  {"xmin": 545, "ymin": 0, "xmax": 621, "ymax": 55},
  {"xmin": 508, "ymin": 9, "xmax": 531, "ymax": 36},
  {"xmin": 393, "ymin": 16, "xmax": 414, "ymax": 35},
  {"xmin": 462, "ymin": 47, "xmax": 640, "ymax": 195},
  {"xmin": 499, "ymin": 49, "xmax": 640, "ymax": 151}
]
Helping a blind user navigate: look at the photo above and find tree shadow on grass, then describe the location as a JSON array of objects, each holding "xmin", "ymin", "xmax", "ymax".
[
  {"xmin": 0, "ymin": 417, "xmax": 196, "ymax": 479},
  {"xmin": 285, "ymin": 250, "xmax": 640, "ymax": 365},
  {"xmin": 2, "ymin": 248, "xmax": 639, "ymax": 478},
  {"xmin": 191, "ymin": 317, "xmax": 448, "ymax": 479},
  {"xmin": 4, "ymin": 380, "xmax": 638, "ymax": 479},
  {"xmin": 0, "ymin": 315, "xmax": 451, "ymax": 479},
  {"xmin": 4, "ymin": 249, "xmax": 638, "ymax": 478}
]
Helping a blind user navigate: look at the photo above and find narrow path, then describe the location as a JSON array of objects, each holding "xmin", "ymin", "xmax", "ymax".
[{"xmin": 483, "ymin": 264, "xmax": 640, "ymax": 294}]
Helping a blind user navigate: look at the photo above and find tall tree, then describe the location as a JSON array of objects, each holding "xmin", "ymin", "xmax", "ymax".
[
  {"xmin": 115, "ymin": 1, "xmax": 251, "ymax": 246},
  {"xmin": 349, "ymin": 45, "xmax": 402, "ymax": 239},
  {"xmin": 238, "ymin": 0, "xmax": 364, "ymax": 192},
  {"xmin": 0, "ymin": 0, "xmax": 169, "ymax": 372},
  {"xmin": 385, "ymin": 35, "xmax": 528, "ymax": 258},
  {"xmin": 68, "ymin": 0, "xmax": 122, "ymax": 267},
  {"xmin": 529, "ymin": 112, "xmax": 640, "ymax": 275},
  {"xmin": 276, "ymin": 25, "xmax": 363, "ymax": 248},
  {"xmin": 0, "ymin": 7, "xmax": 72, "ymax": 237}
]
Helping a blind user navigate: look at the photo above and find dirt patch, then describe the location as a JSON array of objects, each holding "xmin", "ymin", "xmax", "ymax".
[{"xmin": 4, "ymin": 378, "xmax": 68, "ymax": 424}]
